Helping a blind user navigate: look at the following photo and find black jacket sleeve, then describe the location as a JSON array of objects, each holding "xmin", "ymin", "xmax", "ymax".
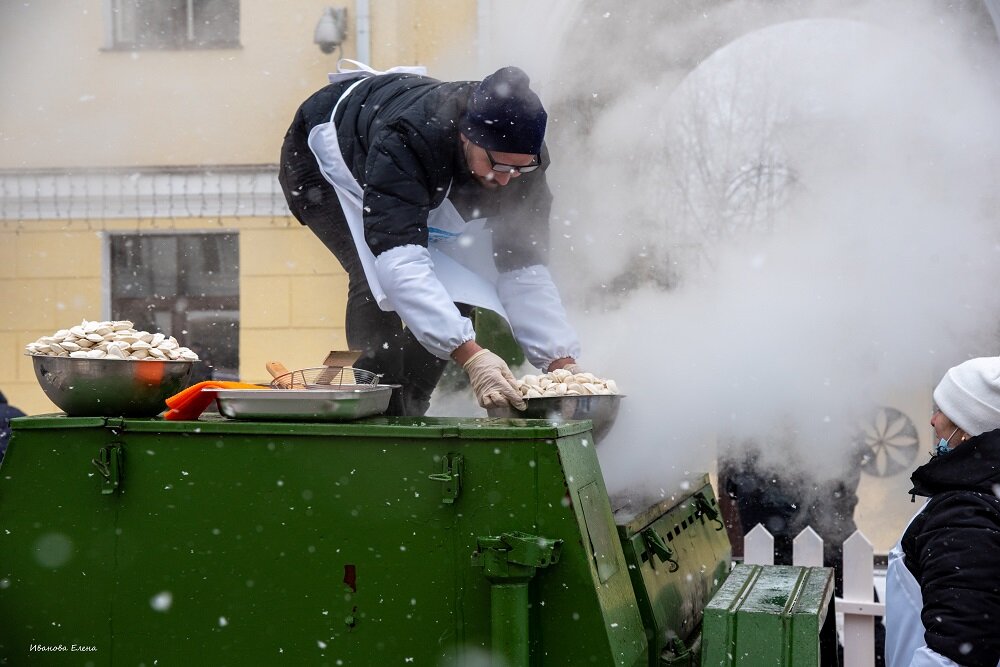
[{"xmin": 915, "ymin": 491, "xmax": 1000, "ymax": 667}]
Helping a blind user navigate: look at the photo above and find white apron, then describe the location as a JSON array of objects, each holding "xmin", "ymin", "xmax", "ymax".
[
  {"xmin": 306, "ymin": 60, "xmax": 509, "ymax": 322},
  {"xmin": 884, "ymin": 503, "xmax": 982, "ymax": 667},
  {"xmin": 884, "ymin": 516, "xmax": 928, "ymax": 667}
]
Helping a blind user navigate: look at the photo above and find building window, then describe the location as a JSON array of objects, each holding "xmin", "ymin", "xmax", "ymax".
[
  {"xmin": 108, "ymin": 0, "xmax": 240, "ymax": 50},
  {"xmin": 110, "ymin": 232, "xmax": 240, "ymax": 381}
]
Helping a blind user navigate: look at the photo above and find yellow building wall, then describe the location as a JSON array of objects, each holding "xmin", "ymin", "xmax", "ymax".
[
  {"xmin": 0, "ymin": 0, "xmax": 479, "ymax": 170},
  {"xmin": 370, "ymin": 0, "xmax": 479, "ymax": 77}
]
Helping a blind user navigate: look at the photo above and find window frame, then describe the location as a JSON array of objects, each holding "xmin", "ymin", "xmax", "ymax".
[
  {"xmin": 102, "ymin": 0, "xmax": 241, "ymax": 52},
  {"xmin": 104, "ymin": 229, "xmax": 241, "ymax": 381}
]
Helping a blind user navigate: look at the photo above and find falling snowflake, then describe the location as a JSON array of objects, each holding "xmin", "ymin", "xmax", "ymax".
[{"xmin": 150, "ymin": 591, "xmax": 173, "ymax": 612}]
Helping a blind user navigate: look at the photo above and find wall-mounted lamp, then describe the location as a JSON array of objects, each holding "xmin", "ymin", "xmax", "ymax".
[{"xmin": 314, "ymin": 7, "xmax": 348, "ymax": 54}]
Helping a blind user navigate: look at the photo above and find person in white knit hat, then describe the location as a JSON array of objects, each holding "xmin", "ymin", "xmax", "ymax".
[{"xmin": 885, "ymin": 357, "xmax": 1000, "ymax": 667}]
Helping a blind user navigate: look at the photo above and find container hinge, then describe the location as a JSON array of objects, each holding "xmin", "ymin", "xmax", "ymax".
[
  {"xmin": 427, "ymin": 453, "xmax": 463, "ymax": 504},
  {"xmin": 693, "ymin": 491, "xmax": 725, "ymax": 531},
  {"xmin": 92, "ymin": 443, "xmax": 124, "ymax": 495},
  {"xmin": 642, "ymin": 527, "xmax": 679, "ymax": 572}
]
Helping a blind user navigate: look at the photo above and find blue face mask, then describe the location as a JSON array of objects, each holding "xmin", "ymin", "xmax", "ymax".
[{"xmin": 935, "ymin": 427, "xmax": 960, "ymax": 457}]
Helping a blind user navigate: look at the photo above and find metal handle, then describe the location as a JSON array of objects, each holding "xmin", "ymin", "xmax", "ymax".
[
  {"xmin": 693, "ymin": 491, "xmax": 725, "ymax": 531},
  {"xmin": 641, "ymin": 527, "xmax": 679, "ymax": 572}
]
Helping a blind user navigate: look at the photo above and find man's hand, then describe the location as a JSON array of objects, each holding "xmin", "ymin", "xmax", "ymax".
[
  {"xmin": 547, "ymin": 357, "xmax": 582, "ymax": 375},
  {"xmin": 463, "ymin": 349, "xmax": 527, "ymax": 410}
]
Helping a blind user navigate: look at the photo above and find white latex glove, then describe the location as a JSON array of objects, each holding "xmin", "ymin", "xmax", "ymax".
[{"xmin": 463, "ymin": 349, "xmax": 527, "ymax": 411}]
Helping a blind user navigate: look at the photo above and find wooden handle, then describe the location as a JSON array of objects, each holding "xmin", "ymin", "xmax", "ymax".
[
  {"xmin": 265, "ymin": 361, "xmax": 290, "ymax": 378},
  {"xmin": 266, "ymin": 361, "xmax": 292, "ymax": 388}
]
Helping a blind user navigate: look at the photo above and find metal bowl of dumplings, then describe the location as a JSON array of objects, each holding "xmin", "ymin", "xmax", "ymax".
[
  {"xmin": 31, "ymin": 355, "xmax": 196, "ymax": 417},
  {"xmin": 487, "ymin": 394, "xmax": 623, "ymax": 444}
]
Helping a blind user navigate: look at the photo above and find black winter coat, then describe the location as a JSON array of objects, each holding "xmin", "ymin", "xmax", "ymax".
[
  {"xmin": 0, "ymin": 391, "xmax": 26, "ymax": 459},
  {"xmin": 291, "ymin": 73, "xmax": 553, "ymax": 272},
  {"xmin": 902, "ymin": 429, "xmax": 1000, "ymax": 667}
]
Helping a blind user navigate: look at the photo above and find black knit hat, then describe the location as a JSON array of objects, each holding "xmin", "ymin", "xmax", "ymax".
[{"xmin": 460, "ymin": 66, "xmax": 547, "ymax": 156}]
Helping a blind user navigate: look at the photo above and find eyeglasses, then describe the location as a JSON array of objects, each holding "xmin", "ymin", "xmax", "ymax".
[{"xmin": 484, "ymin": 149, "xmax": 541, "ymax": 174}]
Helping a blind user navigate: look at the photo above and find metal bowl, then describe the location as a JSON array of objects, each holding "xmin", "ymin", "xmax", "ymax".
[
  {"xmin": 31, "ymin": 355, "xmax": 196, "ymax": 417},
  {"xmin": 487, "ymin": 394, "xmax": 623, "ymax": 443}
]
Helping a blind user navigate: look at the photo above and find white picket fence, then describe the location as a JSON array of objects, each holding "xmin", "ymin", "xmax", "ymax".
[{"xmin": 742, "ymin": 524, "xmax": 885, "ymax": 667}]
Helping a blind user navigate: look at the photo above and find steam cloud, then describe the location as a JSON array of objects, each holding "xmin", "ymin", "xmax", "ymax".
[
  {"xmin": 536, "ymin": 1, "xmax": 1000, "ymax": 495},
  {"xmin": 432, "ymin": 0, "xmax": 1000, "ymax": 501}
]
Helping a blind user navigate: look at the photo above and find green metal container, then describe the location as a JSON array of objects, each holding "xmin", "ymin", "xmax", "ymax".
[
  {"xmin": 700, "ymin": 564, "xmax": 838, "ymax": 666},
  {"xmin": 0, "ymin": 414, "xmax": 647, "ymax": 666},
  {"xmin": 0, "ymin": 414, "xmax": 834, "ymax": 666},
  {"xmin": 614, "ymin": 477, "xmax": 732, "ymax": 666}
]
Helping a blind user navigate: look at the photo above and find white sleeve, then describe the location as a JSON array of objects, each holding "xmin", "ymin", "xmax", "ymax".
[
  {"xmin": 496, "ymin": 264, "xmax": 581, "ymax": 370},
  {"xmin": 374, "ymin": 244, "xmax": 476, "ymax": 360},
  {"xmin": 909, "ymin": 646, "xmax": 963, "ymax": 667}
]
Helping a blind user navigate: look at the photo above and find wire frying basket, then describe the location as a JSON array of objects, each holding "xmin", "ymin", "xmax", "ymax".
[{"xmin": 270, "ymin": 366, "xmax": 382, "ymax": 389}]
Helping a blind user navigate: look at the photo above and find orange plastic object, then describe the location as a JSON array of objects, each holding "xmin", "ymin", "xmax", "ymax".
[{"xmin": 163, "ymin": 381, "xmax": 263, "ymax": 421}]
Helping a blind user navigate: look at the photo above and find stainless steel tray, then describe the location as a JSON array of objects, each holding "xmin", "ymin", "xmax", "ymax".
[{"xmin": 206, "ymin": 386, "xmax": 393, "ymax": 421}]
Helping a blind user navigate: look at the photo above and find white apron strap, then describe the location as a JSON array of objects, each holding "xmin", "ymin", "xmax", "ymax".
[{"xmin": 328, "ymin": 58, "xmax": 428, "ymax": 85}]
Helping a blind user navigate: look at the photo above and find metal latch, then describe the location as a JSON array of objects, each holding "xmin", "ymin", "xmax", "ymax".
[
  {"xmin": 427, "ymin": 453, "xmax": 463, "ymax": 504},
  {"xmin": 471, "ymin": 531, "xmax": 563, "ymax": 578},
  {"xmin": 664, "ymin": 637, "xmax": 693, "ymax": 662},
  {"xmin": 92, "ymin": 443, "xmax": 124, "ymax": 495},
  {"xmin": 693, "ymin": 491, "xmax": 725, "ymax": 531},
  {"xmin": 641, "ymin": 527, "xmax": 679, "ymax": 572}
]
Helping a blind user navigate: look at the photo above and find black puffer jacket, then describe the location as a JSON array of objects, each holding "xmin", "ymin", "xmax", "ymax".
[
  {"xmin": 902, "ymin": 429, "xmax": 1000, "ymax": 667},
  {"xmin": 0, "ymin": 390, "xmax": 26, "ymax": 460},
  {"xmin": 291, "ymin": 73, "xmax": 552, "ymax": 272}
]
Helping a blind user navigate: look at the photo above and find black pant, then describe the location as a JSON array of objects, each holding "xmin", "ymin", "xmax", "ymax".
[{"xmin": 278, "ymin": 120, "xmax": 465, "ymax": 416}]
